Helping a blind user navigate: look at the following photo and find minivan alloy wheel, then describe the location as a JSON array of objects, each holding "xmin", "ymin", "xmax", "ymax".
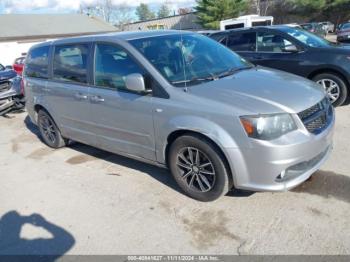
[
  {"xmin": 39, "ymin": 114, "xmax": 57, "ymax": 144},
  {"xmin": 316, "ymin": 79, "xmax": 340, "ymax": 103},
  {"xmin": 176, "ymin": 147, "xmax": 216, "ymax": 192},
  {"xmin": 37, "ymin": 110, "xmax": 67, "ymax": 148}
]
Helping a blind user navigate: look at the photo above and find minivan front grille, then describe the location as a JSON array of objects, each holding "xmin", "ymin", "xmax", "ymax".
[
  {"xmin": 298, "ymin": 103, "xmax": 321, "ymax": 120},
  {"xmin": 298, "ymin": 97, "xmax": 333, "ymax": 135}
]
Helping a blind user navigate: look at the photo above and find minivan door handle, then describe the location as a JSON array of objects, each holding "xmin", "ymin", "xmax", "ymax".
[
  {"xmin": 90, "ymin": 95, "xmax": 105, "ymax": 103},
  {"xmin": 74, "ymin": 93, "xmax": 88, "ymax": 100}
]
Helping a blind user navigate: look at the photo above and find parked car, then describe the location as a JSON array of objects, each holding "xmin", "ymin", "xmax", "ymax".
[
  {"xmin": 337, "ymin": 22, "xmax": 350, "ymax": 43},
  {"xmin": 13, "ymin": 56, "xmax": 26, "ymax": 75},
  {"xmin": 24, "ymin": 31, "xmax": 334, "ymax": 201},
  {"xmin": 300, "ymin": 23, "xmax": 327, "ymax": 37},
  {"xmin": 320, "ymin": 21, "xmax": 335, "ymax": 33},
  {"xmin": 283, "ymin": 23, "xmax": 302, "ymax": 29},
  {"xmin": 210, "ymin": 26, "xmax": 350, "ymax": 106},
  {"xmin": 197, "ymin": 30, "xmax": 220, "ymax": 36},
  {"xmin": 0, "ymin": 63, "xmax": 25, "ymax": 116}
]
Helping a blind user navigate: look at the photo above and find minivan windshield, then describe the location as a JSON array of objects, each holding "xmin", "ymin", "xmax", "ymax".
[
  {"xmin": 129, "ymin": 33, "xmax": 252, "ymax": 87},
  {"xmin": 280, "ymin": 27, "xmax": 331, "ymax": 48}
]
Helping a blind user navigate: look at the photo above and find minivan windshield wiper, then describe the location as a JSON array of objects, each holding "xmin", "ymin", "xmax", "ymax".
[
  {"xmin": 216, "ymin": 66, "xmax": 253, "ymax": 79},
  {"xmin": 171, "ymin": 67, "xmax": 254, "ymax": 87},
  {"xmin": 171, "ymin": 75, "xmax": 216, "ymax": 86}
]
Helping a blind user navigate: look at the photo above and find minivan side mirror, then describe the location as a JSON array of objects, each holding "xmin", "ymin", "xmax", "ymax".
[
  {"xmin": 125, "ymin": 73, "xmax": 147, "ymax": 93},
  {"xmin": 283, "ymin": 45, "xmax": 299, "ymax": 53}
]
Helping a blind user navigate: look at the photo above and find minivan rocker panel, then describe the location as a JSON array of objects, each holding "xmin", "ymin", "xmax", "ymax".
[{"xmin": 24, "ymin": 30, "xmax": 334, "ymax": 201}]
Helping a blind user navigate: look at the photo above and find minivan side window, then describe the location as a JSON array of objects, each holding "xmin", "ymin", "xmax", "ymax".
[
  {"xmin": 257, "ymin": 32, "xmax": 294, "ymax": 52},
  {"xmin": 53, "ymin": 44, "xmax": 88, "ymax": 84},
  {"xmin": 25, "ymin": 46, "xmax": 50, "ymax": 79},
  {"xmin": 94, "ymin": 44, "xmax": 144, "ymax": 91},
  {"xmin": 227, "ymin": 32, "xmax": 256, "ymax": 52}
]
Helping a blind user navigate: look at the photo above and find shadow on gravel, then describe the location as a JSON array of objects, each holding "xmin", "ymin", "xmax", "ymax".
[
  {"xmin": 226, "ymin": 189, "xmax": 255, "ymax": 198},
  {"xmin": 68, "ymin": 143, "xmax": 255, "ymax": 199},
  {"xmin": 24, "ymin": 115, "xmax": 41, "ymax": 138},
  {"xmin": 0, "ymin": 211, "xmax": 75, "ymax": 260},
  {"xmin": 69, "ymin": 142, "xmax": 184, "ymax": 194},
  {"xmin": 292, "ymin": 170, "xmax": 350, "ymax": 203}
]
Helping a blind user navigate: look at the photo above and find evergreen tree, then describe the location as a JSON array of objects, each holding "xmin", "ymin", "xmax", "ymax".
[
  {"xmin": 288, "ymin": 0, "xmax": 350, "ymax": 25},
  {"xmin": 136, "ymin": 3, "xmax": 156, "ymax": 21},
  {"xmin": 158, "ymin": 4, "xmax": 171, "ymax": 18},
  {"xmin": 195, "ymin": 0, "xmax": 248, "ymax": 29}
]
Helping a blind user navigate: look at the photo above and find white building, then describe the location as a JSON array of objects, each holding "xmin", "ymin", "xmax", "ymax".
[{"xmin": 0, "ymin": 14, "xmax": 117, "ymax": 66}]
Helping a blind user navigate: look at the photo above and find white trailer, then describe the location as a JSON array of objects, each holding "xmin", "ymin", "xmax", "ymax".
[{"xmin": 220, "ymin": 15, "xmax": 274, "ymax": 31}]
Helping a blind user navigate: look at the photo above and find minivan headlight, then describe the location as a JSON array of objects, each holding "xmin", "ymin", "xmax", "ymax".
[{"xmin": 240, "ymin": 114, "xmax": 297, "ymax": 140}]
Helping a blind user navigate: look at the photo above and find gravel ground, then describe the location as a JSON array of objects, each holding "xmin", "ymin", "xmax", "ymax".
[{"xmin": 0, "ymin": 106, "xmax": 349, "ymax": 255}]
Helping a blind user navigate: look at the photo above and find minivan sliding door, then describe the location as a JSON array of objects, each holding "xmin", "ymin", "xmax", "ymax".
[{"xmin": 48, "ymin": 43, "xmax": 96, "ymax": 145}]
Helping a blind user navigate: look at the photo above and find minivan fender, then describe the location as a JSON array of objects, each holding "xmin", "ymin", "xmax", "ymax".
[
  {"xmin": 31, "ymin": 97, "xmax": 54, "ymax": 124},
  {"xmin": 157, "ymin": 115, "xmax": 239, "ymax": 164}
]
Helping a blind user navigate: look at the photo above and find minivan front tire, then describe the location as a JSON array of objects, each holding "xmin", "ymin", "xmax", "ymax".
[
  {"xmin": 37, "ymin": 110, "xmax": 67, "ymax": 148},
  {"xmin": 168, "ymin": 134, "xmax": 231, "ymax": 202}
]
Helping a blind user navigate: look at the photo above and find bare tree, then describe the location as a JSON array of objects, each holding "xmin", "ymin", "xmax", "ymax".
[
  {"xmin": 79, "ymin": 2, "xmax": 100, "ymax": 17},
  {"xmin": 99, "ymin": 0, "xmax": 114, "ymax": 22},
  {"xmin": 79, "ymin": 0, "xmax": 133, "ymax": 26},
  {"xmin": 114, "ymin": 3, "xmax": 134, "ymax": 30},
  {"xmin": 178, "ymin": 7, "xmax": 193, "ymax": 15},
  {"xmin": 251, "ymin": 0, "xmax": 270, "ymax": 16}
]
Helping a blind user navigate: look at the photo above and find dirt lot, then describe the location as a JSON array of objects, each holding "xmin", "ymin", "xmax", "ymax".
[{"xmin": 0, "ymin": 106, "xmax": 350, "ymax": 255}]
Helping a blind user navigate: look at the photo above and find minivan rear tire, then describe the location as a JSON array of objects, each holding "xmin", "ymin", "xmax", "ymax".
[
  {"xmin": 313, "ymin": 73, "xmax": 348, "ymax": 107},
  {"xmin": 37, "ymin": 110, "xmax": 67, "ymax": 148},
  {"xmin": 168, "ymin": 134, "xmax": 231, "ymax": 202}
]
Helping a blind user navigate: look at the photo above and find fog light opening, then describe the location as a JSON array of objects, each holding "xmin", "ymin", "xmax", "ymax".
[{"xmin": 276, "ymin": 170, "xmax": 286, "ymax": 181}]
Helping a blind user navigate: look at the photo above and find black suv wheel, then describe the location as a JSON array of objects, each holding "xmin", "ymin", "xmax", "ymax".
[{"xmin": 313, "ymin": 73, "xmax": 348, "ymax": 106}]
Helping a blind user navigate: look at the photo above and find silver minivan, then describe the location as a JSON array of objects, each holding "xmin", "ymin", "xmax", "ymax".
[{"xmin": 24, "ymin": 31, "xmax": 334, "ymax": 201}]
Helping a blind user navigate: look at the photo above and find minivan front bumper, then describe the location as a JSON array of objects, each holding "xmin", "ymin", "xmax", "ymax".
[{"xmin": 226, "ymin": 109, "xmax": 335, "ymax": 192}]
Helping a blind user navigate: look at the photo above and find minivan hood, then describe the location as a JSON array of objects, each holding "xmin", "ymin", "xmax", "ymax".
[{"xmin": 188, "ymin": 67, "xmax": 325, "ymax": 114}]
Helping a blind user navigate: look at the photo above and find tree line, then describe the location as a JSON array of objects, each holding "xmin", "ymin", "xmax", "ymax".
[
  {"xmin": 79, "ymin": 0, "xmax": 350, "ymax": 29},
  {"xmin": 196, "ymin": 0, "xmax": 350, "ymax": 29},
  {"xmin": 79, "ymin": 0, "xmax": 190, "ymax": 28}
]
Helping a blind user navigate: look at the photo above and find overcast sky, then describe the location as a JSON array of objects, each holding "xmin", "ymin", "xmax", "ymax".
[{"xmin": 0, "ymin": 0, "xmax": 195, "ymax": 15}]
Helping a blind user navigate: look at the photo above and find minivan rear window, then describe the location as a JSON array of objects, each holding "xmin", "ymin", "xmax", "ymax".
[
  {"xmin": 53, "ymin": 44, "xmax": 88, "ymax": 84},
  {"xmin": 25, "ymin": 46, "xmax": 50, "ymax": 79}
]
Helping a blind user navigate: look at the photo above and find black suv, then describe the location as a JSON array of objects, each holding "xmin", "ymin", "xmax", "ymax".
[{"xmin": 210, "ymin": 26, "xmax": 350, "ymax": 106}]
